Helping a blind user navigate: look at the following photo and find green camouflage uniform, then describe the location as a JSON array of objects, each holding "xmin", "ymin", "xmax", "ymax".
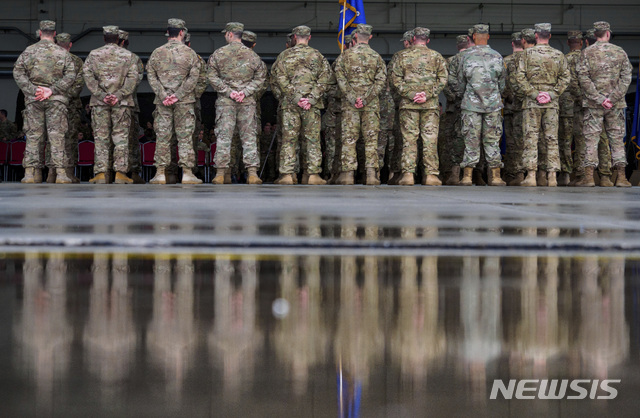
[
  {"xmin": 577, "ymin": 41, "xmax": 632, "ymax": 169},
  {"xmin": 84, "ymin": 43, "xmax": 138, "ymax": 174},
  {"xmin": 389, "ymin": 44, "xmax": 448, "ymax": 175},
  {"xmin": 503, "ymin": 51, "xmax": 525, "ymax": 177},
  {"xmin": 147, "ymin": 39, "xmax": 201, "ymax": 169},
  {"xmin": 322, "ymin": 75, "xmax": 342, "ymax": 176},
  {"xmin": 272, "ymin": 43, "xmax": 334, "ymax": 175},
  {"xmin": 208, "ymin": 41, "xmax": 266, "ymax": 169},
  {"xmin": 458, "ymin": 45, "xmax": 506, "ymax": 169},
  {"xmin": 128, "ymin": 53, "xmax": 144, "ymax": 173},
  {"xmin": 514, "ymin": 44, "xmax": 571, "ymax": 172},
  {"xmin": 443, "ymin": 50, "xmax": 468, "ymax": 169},
  {"xmin": 378, "ymin": 86, "xmax": 395, "ymax": 170},
  {"xmin": 13, "ymin": 38, "xmax": 77, "ymax": 169},
  {"xmin": 334, "ymin": 43, "xmax": 387, "ymax": 171},
  {"xmin": 558, "ymin": 49, "xmax": 582, "ymax": 174}
]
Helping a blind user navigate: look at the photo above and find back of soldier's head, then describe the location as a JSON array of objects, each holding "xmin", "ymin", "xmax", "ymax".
[{"xmin": 456, "ymin": 35, "xmax": 469, "ymax": 51}]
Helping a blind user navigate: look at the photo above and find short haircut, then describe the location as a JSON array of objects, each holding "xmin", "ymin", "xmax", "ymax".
[
  {"xmin": 537, "ymin": 30, "xmax": 551, "ymax": 40},
  {"xmin": 229, "ymin": 30, "xmax": 243, "ymax": 39},
  {"xmin": 295, "ymin": 34, "xmax": 310, "ymax": 42},
  {"xmin": 567, "ymin": 38, "xmax": 581, "ymax": 47},
  {"xmin": 241, "ymin": 39, "xmax": 255, "ymax": 48},
  {"xmin": 0, "ymin": 109, "xmax": 7, "ymax": 117},
  {"xmin": 57, "ymin": 41, "xmax": 70, "ymax": 48},
  {"xmin": 104, "ymin": 34, "xmax": 119, "ymax": 44},
  {"xmin": 40, "ymin": 29, "xmax": 55, "ymax": 37},
  {"xmin": 414, "ymin": 34, "xmax": 428, "ymax": 42},
  {"xmin": 512, "ymin": 39, "xmax": 523, "ymax": 48},
  {"xmin": 594, "ymin": 29, "xmax": 607, "ymax": 38},
  {"xmin": 585, "ymin": 35, "xmax": 596, "ymax": 44},
  {"xmin": 167, "ymin": 27, "xmax": 182, "ymax": 38}
]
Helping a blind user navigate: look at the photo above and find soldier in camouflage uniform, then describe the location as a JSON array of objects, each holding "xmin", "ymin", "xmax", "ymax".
[
  {"xmin": 456, "ymin": 24, "xmax": 506, "ymax": 186},
  {"xmin": 208, "ymin": 22, "xmax": 266, "ymax": 185},
  {"xmin": 378, "ymin": 84, "xmax": 395, "ymax": 173},
  {"xmin": 577, "ymin": 21, "xmax": 632, "ymax": 187},
  {"xmin": 83, "ymin": 26, "xmax": 139, "ymax": 184},
  {"xmin": 334, "ymin": 24, "xmax": 387, "ymax": 185},
  {"xmin": 271, "ymin": 25, "xmax": 335, "ymax": 185},
  {"xmin": 389, "ymin": 27, "xmax": 447, "ymax": 186},
  {"xmin": 0, "ymin": 110, "xmax": 17, "ymax": 142},
  {"xmin": 147, "ymin": 18, "xmax": 202, "ymax": 184},
  {"xmin": 514, "ymin": 23, "xmax": 571, "ymax": 187},
  {"xmin": 13, "ymin": 20, "xmax": 77, "ymax": 184},
  {"xmin": 502, "ymin": 32, "xmax": 525, "ymax": 186}
]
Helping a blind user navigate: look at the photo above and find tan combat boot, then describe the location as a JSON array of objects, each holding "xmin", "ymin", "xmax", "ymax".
[
  {"xmin": 398, "ymin": 172, "xmax": 414, "ymax": 186},
  {"xmin": 508, "ymin": 172, "xmax": 524, "ymax": 186},
  {"xmin": 599, "ymin": 174, "xmax": 614, "ymax": 187},
  {"xmin": 520, "ymin": 170, "xmax": 537, "ymax": 187},
  {"xmin": 445, "ymin": 165, "xmax": 460, "ymax": 185},
  {"xmin": 149, "ymin": 167, "xmax": 167, "ymax": 184},
  {"xmin": 21, "ymin": 167, "xmax": 37, "ymax": 183},
  {"xmin": 247, "ymin": 168, "xmax": 263, "ymax": 185},
  {"xmin": 336, "ymin": 171, "xmax": 355, "ymax": 185},
  {"xmin": 614, "ymin": 165, "xmax": 631, "ymax": 187},
  {"xmin": 301, "ymin": 172, "xmax": 310, "ymax": 185},
  {"xmin": 574, "ymin": 166, "xmax": 595, "ymax": 187},
  {"xmin": 180, "ymin": 168, "xmax": 202, "ymax": 184},
  {"xmin": 459, "ymin": 167, "xmax": 473, "ymax": 186},
  {"xmin": 212, "ymin": 168, "xmax": 226, "ymax": 184},
  {"xmin": 89, "ymin": 172, "xmax": 107, "ymax": 184},
  {"xmin": 114, "ymin": 171, "xmax": 134, "ymax": 184},
  {"xmin": 55, "ymin": 168, "xmax": 73, "ymax": 184},
  {"xmin": 46, "ymin": 168, "xmax": 56, "ymax": 183},
  {"xmin": 274, "ymin": 173, "xmax": 294, "ymax": 185},
  {"xmin": 423, "ymin": 174, "xmax": 442, "ymax": 186},
  {"xmin": 488, "ymin": 167, "xmax": 506, "ymax": 186},
  {"xmin": 307, "ymin": 174, "xmax": 326, "ymax": 185},
  {"xmin": 366, "ymin": 168, "xmax": 381, "ymax": 185},
  {"xmin": 547, "ymin": 171, "xmax": 557, "ymax": 187},
  {"xmin": 536, "ymin": 169, "xmax": 547, "ymax": 187},
  {"xmin": 131, "ymin": 171, "xmax": 146, "ymax": 184},
  {"xmin": 557, "ymin": 172, "xmax": 570, "ymax": 186}
]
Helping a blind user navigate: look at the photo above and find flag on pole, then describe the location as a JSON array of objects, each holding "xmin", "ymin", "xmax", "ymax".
[
  {"xmin": 338, "ymin": 0, "xmax": 366, "ymax": 49},
  {"xmin": 631, "ymin": 67, "xmax": 640, "ymax": 164}
]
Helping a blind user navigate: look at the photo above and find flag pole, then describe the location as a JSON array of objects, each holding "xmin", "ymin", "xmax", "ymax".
[{"xmin": 340, "ymin": 0, "xmax": 347, "ymax": 53}]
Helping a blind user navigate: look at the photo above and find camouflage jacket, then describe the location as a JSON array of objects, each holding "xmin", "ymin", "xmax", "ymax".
[
  {"xmin": 195, "ymin": 55, "xmax": 208, "ymax": 99},
  {"xmin": 443, "ymin": 53, "xmax": 462, "ymax": 113},
  {"xmin": 147, "ymin": 39, "xmax": 201, "ymax": 105},
  {"xmin": 13, "ymin": 39, "xmax": 77, "ymax": 105},
  {"xmin": 334, "ymin": 43, "xmax": 387, "ymax": 110},
  {"xmin": 513, "ymin": 44, "xmax": 570, "ymax": 109},
  {"xmin": 0, "ymin": 120, "xmax": 18, "ymax": 141},
  {"xmin": 207, "ymin": 41, "xmax": 266, "ymax": 106},
  {"xmin": 379, "ymin": 86, "xmax": 395, "ymax": 130},
  {"xmin": 131, "ymin": 52, "xmax": 144, "ymax": 112},
  {"xmin": 68, "ymin": 53, "xmax": 85, "ymax": 110},
  {"xmin": 323, "ymin": 84, "xmax": 342, "ymax": 128},
  {"xmin": 503, "ymin": 50, "xmax": 524, "ymax": 114},
  {"xmin": 559, "ymin": 50, "xmax": 582, "ymax": 116},
  {"xmin": 83, "ymin": 43, "xmax": 139, "ymax": 107},
  {"xmin": 577, "ymin": 41, "xmax": 632, "ymax": 109},
  {"xmin": 457, "ymin": 45, "xmax": 505, "ymax": 113},
  {"xmin": 272, "ymin": 43, "xmax": 335, "ymax": 110},
  {"xmin": 388, "ymin": 44, "xmax": 448, "ymax": 110}
]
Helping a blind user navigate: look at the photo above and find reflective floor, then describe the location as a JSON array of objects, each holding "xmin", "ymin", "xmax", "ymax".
[{"xmin": 1, "ymin": 252, "xmax": 639, "ymax": 417}]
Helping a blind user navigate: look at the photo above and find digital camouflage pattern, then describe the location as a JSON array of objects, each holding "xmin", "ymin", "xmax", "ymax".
[
  {"xmin": 457, "ymin": 45, "xmax": 505, "ymax": 113},
  {"xmin": 503, "ymin": 50, "xmax": 524, "ymax": 176},
  {"xmin": 559, "ymin": 50, "xmax": 582, "ymax": 117},
  {"xmin": 322, "ymin": 80, "xmax": 342, "ymax": 175},
  {"xmin": 272, "ymin": 43, "xmax": 335, "ymax": 174},
  {"xmin": 442, "ymin": 51, "xmax": 467, "ymax": 168},
  {"xmin": 13, "ymin": 38, "xmax": 77, "ymax": 169},
  {"xmin": 65, "ymin": 53, "xmax": 85, "ymax": 169},
  {"xmin": 522, "ymin": 107, "xmax": 561, "ymax": 171},
  {"xmin": 335, "ymin": 43, "xmax": 387, "ymax": 171},
  {"xmin": 378, "ymin": 86, "xmax": 395, "ymax": 169},
  {"xmin": 91, "ymin": 106, "xmax": 131, "ymax": 173},
  {"xmin": 460, "ymin": 110, "xmax": 503, "ymax": 169}
]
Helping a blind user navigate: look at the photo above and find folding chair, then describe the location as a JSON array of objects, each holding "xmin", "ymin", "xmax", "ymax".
[
  {"xmin": 0, "ymin": 141, "xmax": 8, "ymax": 180},
  {"xmin": 76, "ymin": 140, "xmax": 95, "ymax": 181},
  {"xmin": 8, "ymin": 140, "xmax": 26, "ymax": 181},
  {"xmin": 141, "ymin": 142, "xmax": 156, "ymax": 181}
]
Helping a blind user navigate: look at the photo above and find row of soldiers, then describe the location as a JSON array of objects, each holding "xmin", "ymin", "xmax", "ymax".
[{"xmin": 13, "ymin": 18, "xmax": 633, "ymax": 186}]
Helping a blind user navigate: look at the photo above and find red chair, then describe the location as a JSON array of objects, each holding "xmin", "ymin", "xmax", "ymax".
[
  {"xmin": 76, "ymin": 140, "xmax": 95, "ymax": 181},
  {"xmin": 8, "ymin": 140, "xmax": 26, "ymax": 181},
  {"xmin": 0, "ymin": 141, "xmax": 8, "ymax": 180},
  {"xmin": 141, "ymin": 142, "xmax": 156, "ymax": 181}
]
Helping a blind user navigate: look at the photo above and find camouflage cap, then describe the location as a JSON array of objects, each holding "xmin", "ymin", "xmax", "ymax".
[
  {"xmin": 467, "ymin": 27, "xmax": 475, "ymax": 37},
  {"xmin": 456, "ymin": 34, "xmax": 468, "ymax": 43},
  {"xmin": 353, "ymin": 24, "xmax": 373, "ymax": 35},
  {"xmin": 401, "ymin": 30, "xmax": 414, "ymax": 42},
  {"xmin": 286, "ymin": 32, "xmax": 294, "ymax": 42},
  {"xmin": 413, "ymin": 27, "xmax": 430, "ymax": 38},
  {"xmin": 168, "ymin": 18, "xmax": 187, "ymax": 30},
  {"xmin": 593, "ymin": 21, "xmax": 611, "ymax": 32},
  {"xmin": 242, "ymin": 30, "xmax": 257, "ymax": 43},
  {"xmin": 184, "ymin": 31, "xmax": 191, "ymax": 43},
  {"xmin": 511, "ymin": 31, "xmax": 522, "ymax": 41},
  {"xmin": 567, "ymin": 30, "xmax": 582, "ymax": 40},
  {"xmin": 585, "ymin": 28, "xmax": 596, "ymax": 40},
  {"xmin": 535, "ymin": 23, "xmax": 551, "ymax": 32},
  {"xmin": 103, "ymin": 25, "xmax": 119, "ymax": 35},
  {"xmin": 55, "ymin": 33, "xmax": 71, "ymax": 43},
  {"xmin": 118, "ymin": 30, "xmax": 129, "ymax": 41},
  {"xmin": 39, "ymin": 20, "xmax": 56, "ymax": 31},
  {"xmin": 292, "ymin": 25, "xmax": 311, "ymax": 36},
  {"xmin": 221, "ymin": 22, "xmax": 243, "ymax": 33},
  {"xmin": 344, "ymin": 34, "xmax": 353, "ymax": 44},
  {"xmin": 473, "ymin": 24, "xmax": 489, "ymax": 34},
  {"xmin": 522, "ymin": 28, "xmax": 536, "ymax": 42}
]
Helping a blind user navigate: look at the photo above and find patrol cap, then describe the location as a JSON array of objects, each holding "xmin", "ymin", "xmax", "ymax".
[
  {"xmin": 168, "ymin": 18, "xmax": 187, "ymax": 30},
  {"xmin": 511, "ymin": 32, "xmax": 522, "ymax": 41},
  {"xmin": 535, "ymin": 23, "xmax": 551, "ymax": 32},
  {"xmin": 567, "ymin": 30, "xmax": 582, "ymax": 40},
  {"xmin": 344, "ymin": 34, "xmax": 353, "ymax": 44},
  {"xmin": 103, "ymin": 26, "xmax": 119, "ymax": 35},
  {"xmin": 242, "ymin": 30, "xmax": 257, "ymax": 43},
  {"xmin": 522, "ymin": 28, "xmax": 536, "ymax": 42},
  {"xmin": 401, "ymin": 30, "xmax": 414, "ymax": 42},
  {"xmin": 118, "ymin": 30, "xmax": 129, "ymax": 41},
  {"xmin": 55, "ymin": 33, "xmax": 71, "ymax": 43},
  {"xmin": 593, "ymin": 21, "xmax": 611, "ymax": 33},
  {"xmin": 353, "ymin": 24, "xmax": 373, "ymax": 36},
  {"xmin": 286, "ymin": 33, "xmax": 294, "ymax": 42},
  {"xmin": 413, "ymin": 27, "xmax": 430, "ymax": 38},
  {"xmin": 473, "ymin": 24, "xmax": 489, "ymax": 34},
  {"xmin": 585, "ymin": 28, "xmax": 596, "ymax": 40},
  {"xmin": 184, "ymin": 31, "xmax": 191, "ymax": 43},
  {"xmin": 292, "ymin": 25, "xmax": 311, "ymax": 36},
  {"xmin": 39, "ymin": 20, "xmax": 56, "ymax": 31},
  {"xmin": 456, "ymin": 34, "xmax": 468, "ymax": 43},
  {"xmin": 467, "ymin": 27, "xmax": 475, "ymax": 37},
  {"xmin": 221, "ymin": 22, "xmax": 243, "ymax": 33}
]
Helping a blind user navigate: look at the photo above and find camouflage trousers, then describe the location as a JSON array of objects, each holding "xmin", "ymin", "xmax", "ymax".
[
  {"xmin": 214, "ymin": 103, "xmax": 259, "ymax": 169},
  {"xmin": 389, "ymin": 108, "xmax": 403, "ymax": 173},
  {"xmin": 557, "ymin": 116, "xmax": 574, "ymax": 174},
  {"xmin": 229, "ymin": 133, "xmax": 243, "ymax": 176},
  {"xmin": 260, "ymin": 132, "xmax": 278, "ymax": 181},
  {"xmin": 280, "ymin": 105, "xmax": 321, "ymax": 174},
  {"xmin": 341, "ymin": 108, "xmax": 379, "ymax": 171},
  {"xmin": 45, "ymin": 103, "xmax": 82, "ymax": 169},
  {"xmin": 323, "ymin": 124, "xmax": 340, "ymax": 175},
  {"xmin": 23, "ymin": 100, "xmax": 68, "ymax": 169},
  {"xmin": 378, "ymin": 130, "xmax": 394, "ymax": 171},
  {"xmin": 583, "ymin": 107, "xmax": 626, "ymax": 168},
  {"xmin": 92, "ymin": 105, "xmax": 131, "ymax": 173},
  {"xmin": 129, "ymin": 111, "xmax": 141, "ymax": 172},
  {"xmin": 460, "ymin": 110, "xmax": 503, "ymax": 169},
  {"xmin": 503, "ymin": 111, "xmax": 524, "ymax": 176},
  {"xmin": 522, "ymin": 107, "xmax": 560, "ymax": 172},
  {"xmin": 440, "ymin": 109, "xmax": 465, "ymax": 170},
  {"xmin": 399, "ymin": 109, "xmax": 440, "ymax": 175},
  {"xmin": 573, "ymin": 107, "xmax": 611, "ymax": 176},
  {"xmin": 155, "ymin": 103, "xmax": 196, "ymax": 169}
]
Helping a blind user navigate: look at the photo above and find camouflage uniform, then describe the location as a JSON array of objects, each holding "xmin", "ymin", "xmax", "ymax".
[
  {"xmin": 334, "ymin": 41, "xmax": 387, "ymax": 171},
  {"xmin": 558, "ymin": 48, "xmax": 582, "ymax": 174},
  {"xmin": 503, "ymin": 49, "xmax": 525, "ymax": 177},
  {"xmin": 444, "ymin": 49, "xmax": 468, "ymax": 169},
  {"xmin": 147, "ymin": 37, "xmax": 201, "ymax": 169},
  {"xmin": 128, "ymin": 52, "xmax": 144, "ymax": 174},
  {"xmin": 458, "ymin": 44, "xmax": 505, "ymax": 169},
  {"xmin": 322, "ymin": 77, "xmax": 342, "ymax": 176},
  {"xmin": 13, "ymin": 34, "xmax": 77, "ymax": 169},
  {"xmin": 208, "ymin": 41, "xmax": 266, "ymax": 169},
  {"xmin": 389, "ymin": 43, "xmax": 448, "ymax": 175},
  {"xmin": 514, "ymin": 40, "xmax": 570, "ymax": 172},
  {"xmin": 83, "ymin": 35, "xmax": 139, "ymax": 174},
  {"xmin": 272, "ymin": 40, "xmax": 334, "ymax": 175},
  {"xmin": 378, "ymin": 86, "xmax": 395, "ymax": 170},
  {"xmin": 0, "ymin": 119, "xmax": 18, "ymax": 142},
  {"xmin": 577, "ymin": 39, "xmax": 632, "ymax": 169}
]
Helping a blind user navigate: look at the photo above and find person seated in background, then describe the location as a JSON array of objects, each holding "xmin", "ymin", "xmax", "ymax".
[
  {"xmin": 142, "ymin": 121, "xmax": 156, "ymax": 143},
  {"xmin": 0, "ymin": 109, "xmax": 18, "ymax": 142}
]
